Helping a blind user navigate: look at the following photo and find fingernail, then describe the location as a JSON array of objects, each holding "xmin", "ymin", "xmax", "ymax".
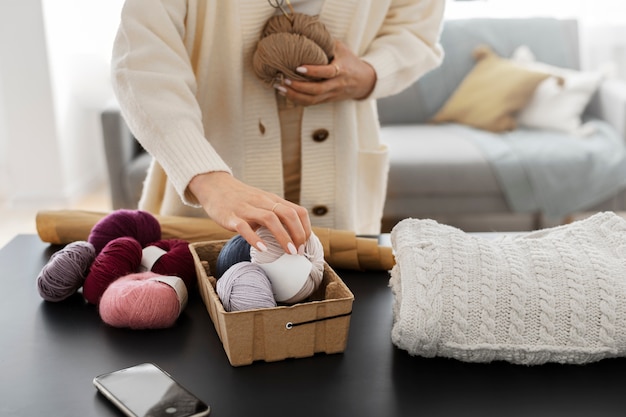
[
  {"xmin": 273, "ymin": 84, "xmax": 287, "ymax": 94},
  {"xmin": 287, "ymin": 242, "xmax": 298, "ymax": 255},
  {"xmin": 284, "ymin": 78, "xmax": 292, "ymax": 86},
  {"xmin": 298, "ymin": 244, "xmax": 305, "ymax": 255},
  {"xmin": 296, "ymin": 67, "xmax": 307, "ymax": 74},
  {"xmin": 257, "ymin": 242, "xmax": 268, "ymax": 252}
]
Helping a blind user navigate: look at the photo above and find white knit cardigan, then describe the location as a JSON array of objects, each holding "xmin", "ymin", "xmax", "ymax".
[
  {"xmin": 111, "ymin": 0, "xmax": 445, "ymax": 234},
  {"xmin": 390, "ymin": 212, "xmax": 626, "ymax": 365}
]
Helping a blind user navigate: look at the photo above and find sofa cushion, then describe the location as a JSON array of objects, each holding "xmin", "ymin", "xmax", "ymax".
[
  {"xmin": 377, "ymin": 18, "xmax": 579, "ymax": 126},
  {"xmin": 381, "ymin": 124, "xmax": 501, "ymax": 196},
  {"xmin": 512, "ymin": 45, "xmax": 605, "ymax": 135},
  {"xmin": 430, "ymin": 46, "xmax": 553, "ymax": 132}
]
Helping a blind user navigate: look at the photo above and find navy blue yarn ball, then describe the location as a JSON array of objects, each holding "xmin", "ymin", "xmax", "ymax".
[{"xmin": 215, "ymin": 235, "xmax": 252, "ymax": 278}]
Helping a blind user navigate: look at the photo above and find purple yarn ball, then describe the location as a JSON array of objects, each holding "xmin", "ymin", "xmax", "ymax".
[{"xmin": 37, "ymin": 240, "xmax": 96, "ymax": 302}]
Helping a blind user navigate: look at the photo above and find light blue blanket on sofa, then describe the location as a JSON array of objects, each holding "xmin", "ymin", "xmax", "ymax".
[{"xmin": 455, "ymin": 120, "xmax": 626, "ymax": 218}]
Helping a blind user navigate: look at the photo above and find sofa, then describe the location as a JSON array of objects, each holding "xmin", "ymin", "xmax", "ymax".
[
  {"xmin": 378, "ymin": 17, "xmax": 626, "ymax": 232},
  {"xmin": 101, "ymin": 17, "xmax": 626, "ymax": 233}
]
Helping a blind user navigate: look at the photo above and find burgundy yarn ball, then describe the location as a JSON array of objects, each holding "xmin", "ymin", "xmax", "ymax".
[
  {"xmin": 99, "ymin": 271, "xmax": 183, "ymax": 330},
  {"xmin": 88, "ymin": 209, "xmax": 161, "ymax": 254},
  {"xmin": 144, "ymin": 239, "xmax": 197, "ymax": 288},
  {"xmin": 83, "ymin": 236, "xmax": 142, "ymax": 305}
]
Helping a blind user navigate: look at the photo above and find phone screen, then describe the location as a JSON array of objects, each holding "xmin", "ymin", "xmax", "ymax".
[{"xmin": 93, "ymin": 363, "xmax": 210, "ymax": 417}]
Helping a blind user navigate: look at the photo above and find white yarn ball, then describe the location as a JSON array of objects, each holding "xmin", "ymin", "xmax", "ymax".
[{"xmin": 250, "ymin": 227, "xmax": 324, "ymax": 303}]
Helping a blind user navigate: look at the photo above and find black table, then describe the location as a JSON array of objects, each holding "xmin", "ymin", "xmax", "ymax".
[{"xmin": 2, "ymin": 234, "xmax": 626, "ymax": 417}]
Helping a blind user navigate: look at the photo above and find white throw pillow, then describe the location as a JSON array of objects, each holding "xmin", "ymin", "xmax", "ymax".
[{"xmin": 511, "ymin": 45, "xmax": 604, "ymax": 136}]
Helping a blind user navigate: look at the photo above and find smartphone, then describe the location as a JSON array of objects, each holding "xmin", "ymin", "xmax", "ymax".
[{"xmin": 93, "ymin": 363, "xmax": 210, "ymax": 417}]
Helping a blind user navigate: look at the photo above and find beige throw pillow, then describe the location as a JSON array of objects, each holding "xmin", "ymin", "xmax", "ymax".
[{"xmin": 431, "ymin": 45, "xmax": 555, "ymax": 133}]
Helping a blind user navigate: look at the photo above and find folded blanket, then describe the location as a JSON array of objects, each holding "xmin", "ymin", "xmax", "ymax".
[{"xmin": 390, "ymin": 212, "xmax": 626, "ymax": 365}]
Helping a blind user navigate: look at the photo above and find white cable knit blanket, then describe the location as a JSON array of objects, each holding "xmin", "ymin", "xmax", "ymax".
[{"xmin": 389, "ymin": 212, "xmax": 626, "ymax": 365}]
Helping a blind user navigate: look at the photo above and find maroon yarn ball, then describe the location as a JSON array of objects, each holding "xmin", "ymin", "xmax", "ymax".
[
  {"xmin": 83, "ymin": 236, "xmax": 142, "ymax": 305},
  {"xmin": 145, "ymin": 239, "xmax": 197, "ymax": 288},
  {"xmin": 88, "ymin": 209, "xmax": 161, "ymax": 254}
]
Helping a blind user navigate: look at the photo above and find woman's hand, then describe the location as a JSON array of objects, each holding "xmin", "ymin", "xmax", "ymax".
[
  {"xmin": 189, "ymin": 171, "xmax": 312, "ymax": 255},
  {"xmin": 275, "ymin": 40, "xmax": 376, "ymax": 106}
]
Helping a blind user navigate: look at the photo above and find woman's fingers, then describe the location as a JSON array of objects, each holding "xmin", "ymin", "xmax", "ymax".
[
  {"xmin": 295, "ymin": 62, "xmax": 341, "ymax": 80},
  {"xmin": 268, "ymin": 201, "xmax": 311, "ymax": 253},
  {"xmin": 276, "ymin": 40, "xmax": 376, "ymax": 105},
  {"xmin": 189, "ymin": 171, "xmax": 312, "ymax": 255}
]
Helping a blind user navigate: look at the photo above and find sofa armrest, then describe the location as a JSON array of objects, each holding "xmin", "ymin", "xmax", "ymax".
[
  {"xmin": 100, "ymin": 101, "xmax": 145, "ymax": 209},
  {"xmin": 586, "ymin": 78, "xmax": 626, "ymax": 141}
]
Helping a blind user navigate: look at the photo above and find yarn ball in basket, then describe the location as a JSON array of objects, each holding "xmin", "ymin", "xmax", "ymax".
[
  {"xmin": 250, "ymin": 227, "xmax": 325, "ymax": 304},
  {"xmin": 37, "ymin": 240, "xmax": 96, "ymax": 302},
  {"xmin": 142, "ymin": 239, "xmax": 196, "ymax": 288},
  {"xmin": 215, "ymin": 234, "xmax": 252, "ymax": 278},
  {"xmin": 83, "ymin": 236, "xmax": 143, "ymax": 305},
  {"xmin": 99, "ymin": 271, "xmax": 187, "ymax": 329},
  {"xmin": 88, "ymin": 209, "xmax": 161, "ymax": 254},
  {"xmin": 252, "ymin": 13, "xmax": 335, "ymax": 85},
  {"xmin": 216, "ymin": 262, "xmax": 277, "ymax": 312}
]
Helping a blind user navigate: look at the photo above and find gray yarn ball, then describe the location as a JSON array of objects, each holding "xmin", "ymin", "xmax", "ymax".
[{"xmin": 216, "ymin": 262, "xmax": 277, "ymax": 312}]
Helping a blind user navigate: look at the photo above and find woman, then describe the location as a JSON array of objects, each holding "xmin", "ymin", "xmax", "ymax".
[{"xmin": 111, "ymin": 0, "xmax": 445, "ymax": 255}]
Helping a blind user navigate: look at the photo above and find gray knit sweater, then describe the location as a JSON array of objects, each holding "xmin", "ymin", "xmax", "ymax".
[{"xmin": 390, "ymin": 212, "xmax": 626, "ymax": 365}]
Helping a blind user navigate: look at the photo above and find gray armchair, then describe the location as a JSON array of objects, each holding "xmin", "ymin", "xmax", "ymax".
[{"xmin": 100, "ymin": 101, "xmax": 151, "ymax": 209}]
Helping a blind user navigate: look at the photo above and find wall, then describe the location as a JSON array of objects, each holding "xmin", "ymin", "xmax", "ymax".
[
  {"xmin": 41, "ymin": 0, "xmax": 125, "ymax": 202},
  {"xmin": 0, "ymin": 0, "xmax": 124, "ymax": 209},
  {"xmin": 0, "ymin": 0, "xmax": 65, "ymax": 207},
  {"xmin": 0, "ymin": 52, "xmax": 7, "ymax": 199}
]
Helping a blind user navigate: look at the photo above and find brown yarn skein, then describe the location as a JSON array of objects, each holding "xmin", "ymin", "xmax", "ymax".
[
  {"xmin": 261, "ymin": 14, "xmax": 335, "ymax": 59},
  {"xmin": 252, "ymin": 13, "xmax": 335, "ymax": 85}
]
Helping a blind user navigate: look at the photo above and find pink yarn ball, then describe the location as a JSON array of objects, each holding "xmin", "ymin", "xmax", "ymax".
[
  {"xmin": 83, "ymin": 236, "xmax": 142, "ymax": 305},
  {"xmin": 99, "ymin": 272, "xmax": 183, "ymax": 329},
  {"xmin": 88, "ymin": 209, "xmax": 161, "ymax": 254}
]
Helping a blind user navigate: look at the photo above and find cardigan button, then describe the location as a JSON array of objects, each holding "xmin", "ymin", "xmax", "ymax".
[
  {"xmin": 312, "ymin": 205, "xmax": 329, "ymax": 216},
  {"xmin": 312, "ymin": 129, "xmax": 329, "ymax": 142}
]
